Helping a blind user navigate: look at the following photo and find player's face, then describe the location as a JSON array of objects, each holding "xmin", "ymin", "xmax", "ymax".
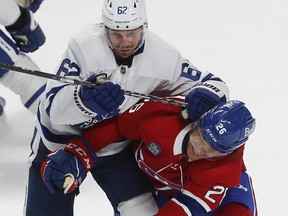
[
  {"xmin": 105, "ymin": 27, "xmax": 144, "ymax": 58},
  {"xmin": 187, "ymin": 125, "xmax": 225, "ymax": 161}
]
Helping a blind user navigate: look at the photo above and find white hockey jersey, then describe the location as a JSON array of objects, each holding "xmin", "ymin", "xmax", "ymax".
[
  {"xmin": 30, "ymin": 24, "xmax": 229, "ymax": 157},
  {"xmin": 0, "ymin": 0, "xmax": 47, "ymax": 114}
]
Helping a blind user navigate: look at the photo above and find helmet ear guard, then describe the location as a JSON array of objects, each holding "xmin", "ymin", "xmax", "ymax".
[{"xmin": 199, "ymin": 100, "xmax": 256, "ymax": 154}]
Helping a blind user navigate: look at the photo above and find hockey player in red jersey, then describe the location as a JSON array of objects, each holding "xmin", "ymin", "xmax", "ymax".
[{"xmin": 41, "ymin": 99, "xmax": 258, "ymax": 215}]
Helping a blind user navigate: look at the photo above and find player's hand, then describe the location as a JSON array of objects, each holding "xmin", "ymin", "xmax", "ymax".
[
  {"xmin": 185, "ymin": 83, "xmax": 227, "ymax": 121},
  {"xmin": 0, "ymin": 30, "xmax": 19, "ymax": 77},
  {"xmin": 77, "ymin": 74, "xmax": 125, "ymax": 116},
  {"xmin": 5, "ymin": 7, "xmax": 45, "ymax": 53},
  {"xmin": 41, "ymin": 149, "xmax": 86, "ymax": 194},
  {"xmin": 29, "ymin": 0, "xmax": 44, "ymax": 13},
  {"xmin": 41, "ymin": 139, "xmax": 95, "ymax": 194}
]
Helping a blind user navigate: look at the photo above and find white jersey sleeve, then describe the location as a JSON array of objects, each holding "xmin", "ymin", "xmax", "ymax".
[
  {"xmin": 0, "ymin": 0, "xmax": 46, "ymax": 114},
  {"xmin": 0, "ymin": 53, "xmax": 47, "ymax": 114},
  {"xmin": 0, "ymin": 0, "xmax": 21, "ymax": 26},
  {"xmin": 34, "ymin": 24, "xmax": 229, "ymax": 154}
]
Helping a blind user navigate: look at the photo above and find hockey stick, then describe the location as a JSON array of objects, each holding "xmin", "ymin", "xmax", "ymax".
[{"xmin": 0, "ymin": 62, "xmax": 187, "ymax": 107}]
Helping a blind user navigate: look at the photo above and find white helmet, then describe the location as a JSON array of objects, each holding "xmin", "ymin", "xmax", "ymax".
[{"xmin": 102, "ymin": 0, "xmax": 147, "ymax": 30}]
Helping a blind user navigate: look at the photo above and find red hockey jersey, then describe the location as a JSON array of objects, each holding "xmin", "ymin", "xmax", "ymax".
[{"xmin": 83, "ymin": 100, "xmax": 246, "ymax": 215}]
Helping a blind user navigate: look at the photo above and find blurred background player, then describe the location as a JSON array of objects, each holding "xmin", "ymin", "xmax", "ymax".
[{"xmin": 0, "ymin": 0, "xmax": 46, "ymax": 116}]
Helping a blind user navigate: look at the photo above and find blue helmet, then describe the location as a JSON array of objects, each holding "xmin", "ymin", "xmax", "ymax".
[{"xmin": 199, "ymin": 100, "xmax": 256, "ymax": 154}]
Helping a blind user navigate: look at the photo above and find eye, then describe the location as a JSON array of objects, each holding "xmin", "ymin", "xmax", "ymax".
[
  {"xmin": 126, "ymin": 32, "xmax": 133, "ymax": 37},
  {"xmin": 114, "ymin": 32, "xmax": 121, "ymax": 38}
]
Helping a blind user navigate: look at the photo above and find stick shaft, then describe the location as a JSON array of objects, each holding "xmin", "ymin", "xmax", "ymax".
[{"xmin": 0, "ymin": 62, "xmax": 187, "ymax": 107}]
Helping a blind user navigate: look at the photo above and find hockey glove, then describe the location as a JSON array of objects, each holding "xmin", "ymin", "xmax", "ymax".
[
  {"xmin": 5, "ymin": 7, "xmax": 45, "ymax": 53},
  {"xmin": 185, "ymin": 82, "xmax": 227, "ymax": 121},
  {"xmin": 76, "ymin": 74, "xmax": 125, "ymax": 117},
  {"xmin": 41, "ymin": 138, "xmax": 96, "ymax": 194},
  {"xmin": 29, "ymin": 0, "xmax": 44, "ymax": 13},
  {"xmin": 0, "ymin": 30, "xmax": 19, "ymax": 78}
]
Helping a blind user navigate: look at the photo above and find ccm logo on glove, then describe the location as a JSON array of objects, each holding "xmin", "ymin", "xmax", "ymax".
[{"xmin": 65, "ymin": 143, "xmax": 93, "ymax": 171}]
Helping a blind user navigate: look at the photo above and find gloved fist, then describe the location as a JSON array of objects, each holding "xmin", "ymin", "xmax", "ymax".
[
  {"xmin": 5, "ymin": 7, "xmax": 45, "ymax": 53},
  {"xmin": 29, "ymin": 0, "xmax": 44, "ymax": 13},
  {"xmin": 77, "ymin": 74, "xmax": 125, "ymax": 116},
  {"xmin": 0, "ymin": 30, "xmax": 19, "ymax": 78},
  {"xmin": 185, "ymin": 83, "xmax": 227, "ymax": 121},
  {"xmin": 41, "ymin": 139, "xmax": 96, "ymax": 194}
]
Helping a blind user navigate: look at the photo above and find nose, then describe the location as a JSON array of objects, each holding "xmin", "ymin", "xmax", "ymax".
[{"xmin": 119, "ymin": 39, "xmax": 130, "ymax": 47}]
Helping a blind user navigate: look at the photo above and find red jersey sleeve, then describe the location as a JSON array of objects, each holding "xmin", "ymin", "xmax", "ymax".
[
  {"xmin": 82, "ymin": 117, "xmax": 123, "ymax": 152},
  {"xmin": 118, "ymin": 100, "xmax": 183, "ymax": 140}
]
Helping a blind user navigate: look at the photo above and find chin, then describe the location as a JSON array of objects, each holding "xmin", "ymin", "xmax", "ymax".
[
  {"xmin": 119, "ymin": 51, "xmax": 133, "ymax": 58},
  {"xmin": 188, "ymin": 152, "xmax": 201, "ymax": 161},
  {"xmin": 119, "ymin": 54, "xmax": 131, "ymax": 58}
]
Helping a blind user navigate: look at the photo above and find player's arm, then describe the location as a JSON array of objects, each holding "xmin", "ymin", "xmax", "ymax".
[
  {"xmin": 155, "ymin": 57, "xmax": 230, "ymax": 121},
  {"xmin": 41, "ymin": 137, "xmax": 97, "ymax": 194},
  {"xmin": 0, "ymin": 1, "xmax": 46, "ymax": 113},
  {"xmin": 42, "ymin": 37, "xmax": 124, "ymax": 129},
  {"xmin": 117, "ymin": 100, "xmax": 152, "ymax": 140},
  {"xmin": 155, "ymin": 194, "xmax": 207, "ymax": 216},
  {"xmin": 179, "ymin": 60, "xmax": 229, "ymax": 121},
  {"xmin": 155, "ymin": 184, "xmax": 229, "ymax": 216},
  {"xmin": 184, "ymin": 71, "xmax": 229, "ymax": 121},
  {"xmin": 0, "ymin": 0, "xmax": 45, "ymax": 53},
  {"xmin": 155, "ymin": 165, "xmax": 240, "ymax": 215},
  {"xmin": 156, "ymin": 150, "xmax": 245, "ymax": 215},
  {"xmin": 4, "ymin": 4, "xmax": 45, "ymax": 53},
  {"xmin": 40, "ymin": 115, "xmax": 127, "ymax": 193},
  {"xmin": 44, "ymin": 72, "xmax": 125, "ymax": 129},
  {"xmin": 0, "ymin": 51, "xmax": 47, "ymax": 114}
]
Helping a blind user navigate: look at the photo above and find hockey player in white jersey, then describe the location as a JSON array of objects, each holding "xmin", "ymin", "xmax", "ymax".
[
  {"xmin": 0, "ymin": 0, "xmax": 46, "ymax": 115},
  {"xmin": 26, "ymin": 0, "xmax": 230, "ymax": 215}
]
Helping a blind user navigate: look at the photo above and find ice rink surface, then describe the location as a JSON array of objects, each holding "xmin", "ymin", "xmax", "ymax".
[{"xmin": 1, "ymin": 0, "xmax": 288, "ymax": 215}]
